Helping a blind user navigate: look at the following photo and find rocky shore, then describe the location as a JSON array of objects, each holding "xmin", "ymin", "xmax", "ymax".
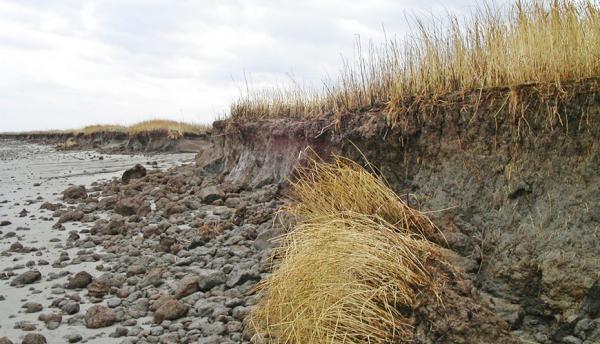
[{"xmin": 1, "ymin": 141, "xmax": 278, "ymax": 343}]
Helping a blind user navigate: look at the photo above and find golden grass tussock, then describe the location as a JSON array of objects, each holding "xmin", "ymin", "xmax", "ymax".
[
  {"xmin": 251, "ymin": 157, "xmax": 446, "ymax": 343},
  {"xmin": 231, "ymin": 0, "xmax": 600, "ymax": 123},
  {"xmin": 288, "ymin": 156, "xmax": 439, "ymax": 239}
]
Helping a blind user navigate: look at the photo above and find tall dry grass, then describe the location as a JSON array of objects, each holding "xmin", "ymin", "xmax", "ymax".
[
  {"xmin": 231, "ymin": 0, "xmax": 600, "ymax": 123},
  {"xmin": 251, "ymin": 157, "xmax": 446, "ymax": 343}
]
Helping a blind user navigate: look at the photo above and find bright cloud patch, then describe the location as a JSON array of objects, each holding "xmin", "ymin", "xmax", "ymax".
[{"xmin": 0, "ymin": 0, "xmax": 507, "ymax": 131}]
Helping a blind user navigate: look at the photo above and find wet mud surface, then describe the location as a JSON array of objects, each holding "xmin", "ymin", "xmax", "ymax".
[{"xmin": 0, "ymin": 140, "xmax": 198, "ymax": 343}]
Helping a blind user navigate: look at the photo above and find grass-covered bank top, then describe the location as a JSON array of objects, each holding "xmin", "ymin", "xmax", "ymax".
[{"xmin": 231, "ymin": 0, "xmax": 600, "ymax": 124}]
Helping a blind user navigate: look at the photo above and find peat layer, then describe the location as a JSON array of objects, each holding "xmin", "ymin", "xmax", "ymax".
[{"xmin": 196, "ymin": 81, "xmax": 600, "ymax": 343}]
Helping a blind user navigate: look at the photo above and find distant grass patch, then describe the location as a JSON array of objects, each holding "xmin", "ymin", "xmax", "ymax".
[
  {"xmin": 251, "ymin": 157, "xmax": 446, "ymax": 343},
  {"xmin": 74, "ymin": 120, "xmax": 209, "ymax": 137},
  {"xmin": 127, "ymin": 120, "xmax": 208, "ymax": 136},
  {"xmin": 78, "ymin": 125, "xmax": 127, "ymax": 135},
  {"xmin": 231, "ymin": 0, "xmax": 600, "ymax": 126}
]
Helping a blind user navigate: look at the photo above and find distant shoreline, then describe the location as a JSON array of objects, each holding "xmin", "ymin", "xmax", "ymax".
[{"xmin": 0, "ymin": 127, "xmax": 212, "ymax": 154}]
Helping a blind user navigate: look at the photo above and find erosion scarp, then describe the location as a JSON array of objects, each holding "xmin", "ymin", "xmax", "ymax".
[{"xmin": 196, "ymin": 83, "xmax": 600, "ymax": 343}]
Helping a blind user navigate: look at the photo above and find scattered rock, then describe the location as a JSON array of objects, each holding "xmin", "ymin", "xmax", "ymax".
[
  {"xmin": 126, "ymin": 264, "xmax": 146, "ymax": 277},
  {"xmin": 64, "ymin": 334, "xmax": 82, "ymax": 343},
  {"xmin": 62, "ymin": 185, "xmax": 87, "ymax": 201},
  {"xmin": 60, "ymin": 301, "xmax": 80, "ymax": 315},
  {"xmin": 197, "ymin": 269, "xmax": 226, "ymax": 291},
  {"xmin": 199, "ymin": 185, "xmax": 225, "ymax": 204},
  {"xmin": 9, "ymin": 242, "xmax": 24, "ymax": 252},
  {"xmin": 226, "ymin": 267, "xmax": 260, "ymax": 288},
  {"xmin": 40, "ymin": 202, "xmax": 60, "ymax": 211},
  {"xmin": 153, "ymin": 299, "xmax": 188, "ymax": 323},
  {"xmin": 38, "ymin": 313, "xmax": 62, "ymax": 325},
  {"xmin": 21, "ymin": 334, "xmax": 46, "ymax": 344},
  {"xmin": 14, "ymin": 321, "xmax": 36, "ymax": 331},
  {"xmin": 85, "ymin": 305, "xmax": 117, "ymax": 329},
  {"xmin": 67, "ymin": 271, "xmax": 93, "ymax": 289},
  {"xmin": 67, "ymin": 231, "xmax": 80, "ymax": 241},
  {"xmin": 58, "ymin": 210, "xmax": 84, "ymax": 224},
  {"xmin": 10, "ymin": 270, "xmax": 41, "ymax": 286},
  {"xmin": 87, "ymin": 281, "xmax": 109, "ymax": 298},
  {"xmin": 122, "ymin": 164, "xmax": 146, "ymax": 184},
  {"xmin": 174, "ymin": 274, "xmax": 199, "ymax": 299},
  {"xmin": 139, "ymin": 268, "xmax": 164, "ymax": 288},
  {"xmin": 114, "ymin": 199, "xmax": 138, "ymax": 216},
  {"xmin": 22, "ymin": 302, "xmax": 43, "ymax": 313}
]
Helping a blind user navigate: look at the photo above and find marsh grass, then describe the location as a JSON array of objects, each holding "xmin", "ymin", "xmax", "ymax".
[
  {"xmin": 231, "ymin": 0, "xmax": 600, "ymax": 125},
  {"xmin": 251, "ymin": 157, "xmax": 446, "ymax": 343}
]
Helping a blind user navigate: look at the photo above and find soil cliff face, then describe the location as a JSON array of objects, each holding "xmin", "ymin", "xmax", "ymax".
[
  {"xmin": 195, "ymin": 119, "xmax": 333, "ymax": 187},
  {"xmin": 197, "ymin": 85, "xmax": 600, "ymax": 342}
]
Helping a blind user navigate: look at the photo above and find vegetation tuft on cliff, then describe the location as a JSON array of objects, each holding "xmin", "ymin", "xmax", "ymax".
[{"xmin": 251, "ymin": 157, "xmax": 448, "ymax": 343}]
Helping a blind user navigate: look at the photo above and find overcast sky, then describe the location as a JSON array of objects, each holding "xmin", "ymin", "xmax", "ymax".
[{"xmin": 0, "ymin": 0, "xmax": 510, "ymax": 132}]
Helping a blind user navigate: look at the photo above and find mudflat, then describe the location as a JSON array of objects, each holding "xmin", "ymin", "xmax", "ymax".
[{"xmin": 0, "ymin": 140, "xmax": 196, "ymax": 342}]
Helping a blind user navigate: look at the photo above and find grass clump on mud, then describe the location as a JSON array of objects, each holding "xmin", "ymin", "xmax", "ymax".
[
  {"xmin": 231, "ymin": 0, "xmax": 600, "ymax": 126},
  {"xmin": 250, "ymin": 157, "xmax": 448, "ymax": 343}
]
